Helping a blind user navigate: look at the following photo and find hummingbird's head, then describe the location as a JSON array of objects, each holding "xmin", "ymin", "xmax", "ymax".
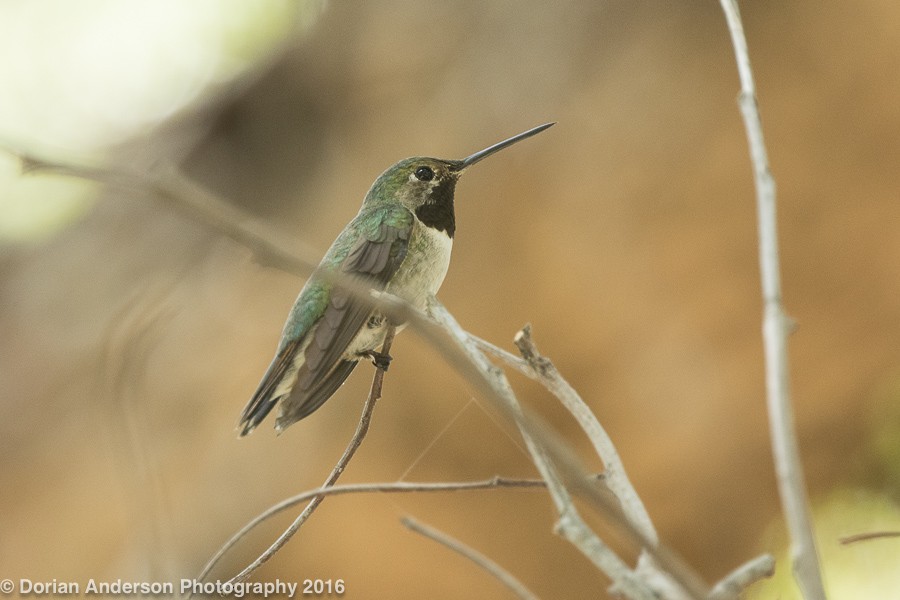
[
  {"xmin": 369, "ymin": 156, "xmax": 464, "ymax": 238},
  {"xmin": 365, "ymin": 123, "xmax": 555, "ymax": 239}
]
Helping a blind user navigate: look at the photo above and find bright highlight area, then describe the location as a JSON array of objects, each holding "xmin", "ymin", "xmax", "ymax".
[{"xmin": 0, "ymin": 0, "xmax": 318, "ymax": 241}]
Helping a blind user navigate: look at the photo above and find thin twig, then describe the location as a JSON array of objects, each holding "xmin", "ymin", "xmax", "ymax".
[
  {"xmin": 717, "ymin": 2, "xmax": 826, "ymax": 598},
  {"xmin": 839, "ymin": 531, "xmax": 900, "ymax": 546},
  {"xmin": 402, "ymin": 516, "xmax": 542, "ymax": 600},
  {"xmin": 707, "ymin": 554, "xmax": 776, "ymax": 600},
  {"xmin": 193, "ymin": 476, "xmax": 547, "ymax": 587},
  {"xmin": 210, "ymin": 326, "xmax": 396, "ymax": 588},
  {"xmin": 471, "ymin": 335, "xmax": 532, "ymax": 375}
]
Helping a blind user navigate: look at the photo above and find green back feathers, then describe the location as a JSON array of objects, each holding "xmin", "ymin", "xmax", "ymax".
[{"xmin": 279, "ymin": 204, "xmax": 412, "ymax": 345}]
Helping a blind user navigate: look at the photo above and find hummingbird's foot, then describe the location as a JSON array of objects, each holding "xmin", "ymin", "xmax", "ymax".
[{"xmin": 363, "ymin": 350, "xmax": 393, "ymax": 371}]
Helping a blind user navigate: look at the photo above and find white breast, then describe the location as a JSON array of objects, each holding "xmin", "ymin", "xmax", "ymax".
[
  {"xmin": 387, "ymin": 221, "xmax": 453, "ymax": 310},
  {"xmin": 342, "ymin": 222, "xmax": 453, "ymax": 360}
]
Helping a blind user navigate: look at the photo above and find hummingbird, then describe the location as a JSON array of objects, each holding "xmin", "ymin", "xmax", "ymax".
[{"xmin": 238, "ymin": 122, "xmax": 554, "ymax": 436}]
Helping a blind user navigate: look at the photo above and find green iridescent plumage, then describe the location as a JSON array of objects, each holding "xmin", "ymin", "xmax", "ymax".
[{"xmin": 279, "ymin": 205, "xmax": 413, "ymax": 345}]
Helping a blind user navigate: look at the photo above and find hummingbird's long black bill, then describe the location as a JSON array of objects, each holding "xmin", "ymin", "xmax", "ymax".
[{"xmin": 459, "ymin": 122, "xmax": 555, "ymax": 169}]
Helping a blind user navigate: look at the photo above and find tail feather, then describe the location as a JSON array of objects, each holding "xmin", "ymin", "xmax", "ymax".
[
  {"xmin": 238, "ymin": 392, "xmax": 281, "ymax": 436},
  {"xmin": 275, "ymin": 359, "xmax": 357, "ymax": 433},
  {"xmin": 238, "ymin": 339, "xmax": 302, "ymax": 437}
]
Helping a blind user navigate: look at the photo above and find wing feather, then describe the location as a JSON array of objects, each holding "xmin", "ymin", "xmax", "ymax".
[
  {"xmin": 274, "ymin": 360, "xmax": 357, "ymax": 430},
  {"xmin": 274, "ymin": 220, "xmax": 410, "ymax": 430}
]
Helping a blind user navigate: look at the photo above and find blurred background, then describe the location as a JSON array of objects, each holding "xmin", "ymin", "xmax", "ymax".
[{"xmin": 2, "ymin": 1, "xmax": 900, "ymax": 598}]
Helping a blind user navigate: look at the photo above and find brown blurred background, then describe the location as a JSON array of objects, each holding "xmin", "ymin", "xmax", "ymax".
[{"xmin": 2, "ymin": 1, "xmax": 900, "ymax": 598}]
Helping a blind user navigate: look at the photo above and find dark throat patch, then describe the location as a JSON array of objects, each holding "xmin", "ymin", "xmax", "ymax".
[{"xmin": 415, "ymin": 179, "xmax": 456, "ymax": 238}]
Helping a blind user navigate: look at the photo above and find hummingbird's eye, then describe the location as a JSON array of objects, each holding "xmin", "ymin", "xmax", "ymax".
[{"xmin": 414, "ymin": 166, "xmax": 435, "ymax": 182}]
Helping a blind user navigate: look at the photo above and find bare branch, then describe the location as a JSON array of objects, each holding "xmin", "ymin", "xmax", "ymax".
[
  {"xmin": 512, "ymin": 326, "xmax": 701, "ymax": 598},
  {"xmin": 402, "ymin": 516, "xmax": 542, "ymax": 600},
  {"xmin": 839, "ymin": 531, "xmax": 900, "ymax": 546},
  {"xmin": 708, "ymin": 554, "xmax": 776, "ymax": 600},
  {"xmin": 193, "ymin": 476, "xmax": 548, "ymax": 591},
  {"xmin": 478, "ymin": 327, "xmax": 689, "ymax": 597},
  {"xmin": 475, "ymin": 328, "xmax": 684, "ymax": 597},
  {"xmin": 5, "ymin": 149, "xmax": 321, "ymax": 277},
  {"xmin": 470, "ymin": 335, "xmax": 533, "ymax": 376},
  {"xmin": 426, "ymin": 297, "xmax": 705, "ymax": 600},
  {"xmin": 717, "ymin": 2, "xmax": 826, "ymax": 598},
  {"xmin": 512, "ymin": 324, "xmax": 658, "ymax": 547}
]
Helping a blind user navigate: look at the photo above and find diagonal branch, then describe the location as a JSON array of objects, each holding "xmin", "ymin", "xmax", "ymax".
[
  {"xmin": 511, "ymin": 325, "xmax": 689, "ymax": 596},
  {"xmin": 512, "ymin": 325, "xmax": 657, "ymax": 546},
  {"xmin": 7, "ymin": 149, "xmax": 321, "ymax": 277},
  {"xmin": 402, "ymin": 516, "xmax": 542, "ymax": 600},
  {"xmin": 474, "ymin": 329, "xmax": 687, "ymax": 596},
  {"xmin": 717, "ymin": 2, "xmax": 826, "ymax": 598},
  {"xmin": 426, "ymin": 297, "xmax": 706, "ymax": 600}
]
